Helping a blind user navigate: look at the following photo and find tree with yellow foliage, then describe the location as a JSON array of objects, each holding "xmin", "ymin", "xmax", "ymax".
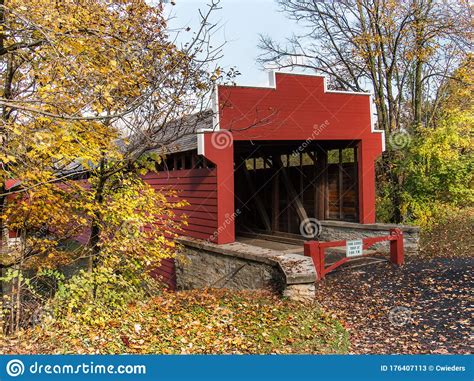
[{"xmin": 0, "ymin": 0, "xmax": 225, "ymax": 333}]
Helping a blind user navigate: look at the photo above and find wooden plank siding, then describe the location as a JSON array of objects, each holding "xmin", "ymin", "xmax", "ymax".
[
  {"xmin": 143, "ymin": 168, "xmax": 219, "ymax": 242},
  {"xmin": 143, "ymin": 167, "xmax": 219, "ymax": 290},
  {"xmin": 234, "ymin": 146, "xmax": 359, "ymax": 235},
  {"xmin": 149, "ymin": 258, "xmax": 176, "ymax": 290}
]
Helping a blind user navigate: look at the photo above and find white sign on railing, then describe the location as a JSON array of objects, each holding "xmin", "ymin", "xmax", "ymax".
[{"xmin": 346, "ymin": 239, "xmax": 363, "ymax": 257}]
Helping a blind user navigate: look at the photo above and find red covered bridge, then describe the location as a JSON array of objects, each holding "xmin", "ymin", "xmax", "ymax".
[{"xmin": 146, "ymin": 72, "xmax": 385, "ymax": 287}]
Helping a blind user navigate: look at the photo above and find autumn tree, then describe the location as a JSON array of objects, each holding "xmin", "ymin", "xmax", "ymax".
[
  {"xmin": 258, "ymin": 0, "xmax": 472, "ymax": 223},
  {"xmin": 0, "ymin": 0, "xmax": 225, "ymax": 333},
  {"xmin": 397, "ymin": 59, "xmax": 473, "ymax": 226}
]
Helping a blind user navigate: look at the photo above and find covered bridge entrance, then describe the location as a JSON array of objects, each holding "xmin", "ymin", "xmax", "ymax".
[
  {"xmin": 193, "ymin": 71, "xmax": 384, "ymax": 244},
  {"xmin": 147, "ymin": 71, "xmax": 385, "ymax": 244},
  {"xmin": 145, "ymin": 71, "xmax": 387, "ymax": 288},
  {"xmin": 234, "ymin": 140, "xmax": 359, "ymax": 237}
]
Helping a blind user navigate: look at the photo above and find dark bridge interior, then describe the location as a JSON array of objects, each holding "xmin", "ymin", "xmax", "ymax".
[{"xmin": 233, "ymin": 140, "xmax": 359, "ymax": 237}]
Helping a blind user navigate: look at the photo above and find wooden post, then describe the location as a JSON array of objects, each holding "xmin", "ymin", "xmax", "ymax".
[
  {"xmin": 353, "ymin": 146, "xmax": 359, "ymax": 221},
  {"xmin": 310, "ymin": 150, "xmax": 318, "ymax": 220},
  {"xmin": 299, "ymin": 153, "xmax": 304, "ymax": 207},
  {"xmin": 316, "ymin": 148, "xmax": 327, "ymax": 220},
  {"xmin": 271, "ymin": 162, "xmax": 280, "ymax": 232},
  {"xmin": 389, "ymin": 228, "xmax": 404, "ymax": 265},
  {"xmin": 304, "ymin": 241, "xmax": 324, "ymax": 280},
  {"xmin": 338, "ymin": 149, "xmax": 343, "ymax": 219}
]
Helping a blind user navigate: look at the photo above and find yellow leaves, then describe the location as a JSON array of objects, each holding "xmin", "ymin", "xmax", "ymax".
[
  {"xmin": 87, "ymin": 174, "xmax": 186, "ymax": 268},
  {"xmin": 2, "ymin": 0, "xmax": 205, "ymax": 293},
  {"xmin": 16, "ymin": 289, "xmax": 348, "ymax": 354},
  {"xmin": 137, "ymin": 167, "xmax": 148, "ymax": 176},
  {"xmin": 0, "ymin": 153, "xmax": 17, "ymax": 164},
  {"xmin": 11, "ymin": 127, "xmax": 22, "ymax": 136},
  {"xmin": 5, "ymin": 0, "xmax": 175, "ymax": 126}
]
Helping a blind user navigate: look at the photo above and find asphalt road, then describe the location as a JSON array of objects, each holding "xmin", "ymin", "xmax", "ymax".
[{"xmin": 315, "ymin": 257, "xmax": 473, "ymax": 354}]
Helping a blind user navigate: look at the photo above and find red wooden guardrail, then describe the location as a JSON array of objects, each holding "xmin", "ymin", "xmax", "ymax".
[{"xmin": 303, "ymin": 228, "xmax": 404, "ymax": 280}]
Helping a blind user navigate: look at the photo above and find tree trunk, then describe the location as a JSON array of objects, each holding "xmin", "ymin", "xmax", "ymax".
[
  {"xmin": 413, "ymin": 59, "xmax": 424, "ymax": 127},
  {"xmin": 87, "ymin": 159, "xmax": 106, "ymax": 272},
  {"xmin": 389, "ymin": 169, "xmax": 403, "ymax": 223},
  {"xmin": 413, "ymin": 0, "xmax": 427, "ymax": 128}
]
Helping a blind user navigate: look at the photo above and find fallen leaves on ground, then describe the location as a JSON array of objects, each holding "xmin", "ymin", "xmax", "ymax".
[
  {"xmin": 419, "ymin": 208, "xmax": 473, "ymax": 259},
  {"xmin": 315, "ymin": 258, "xmax": 472, "ymax": 354},
  {"xmin": 1, "ymin": 289, "xmax": 348, "ymax": 354}
]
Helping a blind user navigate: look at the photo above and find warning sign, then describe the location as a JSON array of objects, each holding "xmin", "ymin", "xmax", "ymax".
[{"xmin": 346, "ymin": 239, "xmax": 363, "ymax": 257}]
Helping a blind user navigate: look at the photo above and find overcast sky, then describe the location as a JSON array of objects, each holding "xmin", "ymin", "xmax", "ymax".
[{"xmin": 165, "ymin": 0, "xmax": 305, "ymax": 86}]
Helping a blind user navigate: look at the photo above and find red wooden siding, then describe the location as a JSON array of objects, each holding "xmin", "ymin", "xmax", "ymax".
[
  {"xmin": 144, "ymin": 167, "xmax": 219, "ymax": 289},
  {"xmin": 201, "ymin": 133, "xmax": 235, "ymax": 244},
  {"xmin": 150, "ymin": 258, "xmax": 177, "ymax": 290},
  {"xmin": 217, "ymin": 74, "xmax": 375, "ymax": 141},
  {"xmin": 144, "ymin": 167, "xmax": 219, "ymax": 241}
]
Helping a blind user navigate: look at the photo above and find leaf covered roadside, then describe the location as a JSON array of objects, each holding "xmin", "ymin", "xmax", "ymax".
[
  {"xmin": 418, "ymin": 208, "xmax": 473, "ymax": 259},
  {"xmin": 315, "ymin": 257, "xmax": 472, "ymax": 354},
  {"xmin": 1, "ymin": 289, "xmax": 348, "ymax": 354}
]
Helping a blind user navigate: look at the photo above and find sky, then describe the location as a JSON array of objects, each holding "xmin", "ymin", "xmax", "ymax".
[{"xmin": 164, "ymin": 0, "xmax": 305, "ymax": 87}]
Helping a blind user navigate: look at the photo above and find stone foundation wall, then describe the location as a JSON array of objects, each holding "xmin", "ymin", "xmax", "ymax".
[
  {"xmin": 319, "ymin": 221, "xmax": 420, "ymax": 255},
  {"xmin": 176, "ymin": 238, "xmax": 317, "ymax": 301},
  {"xmin": 176, "ymin": 246, "xmax": 284, "ymax": 292}
]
